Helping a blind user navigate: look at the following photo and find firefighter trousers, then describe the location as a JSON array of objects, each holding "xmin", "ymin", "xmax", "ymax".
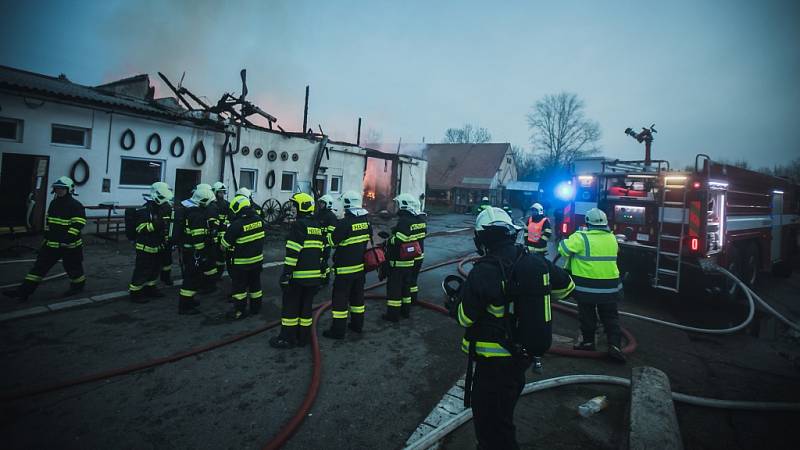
[
  {"xmin": 178, "ymin": 249, "xmax": 202, "ymax": 311},
  {"xmin": 577, "ymin": 301, "xmax": 622, "ymax": 347},
  {"xmin": 129, "ymin": 250, "xmax": 161, "ymax": 296},
  {"xmin": 19, "ymin": 246, "xmax": 85, "ymax": 296},
  {"xmin": 230, "ymin": 265, "xmax": 263, "ymax": 315},
  {"xmin": 386, "ymin": 265, "xmax": 414, "ymax": 320},
  {"xmin": 211, "ymin": 242, "xmax": 225, "ymax": 280},
  {"xmin": 471, "ymin": 357, "xmax": 526, "ymax": 450},
  {"xmin": 159, "ymin": 247, "xmax": 173, "ymax": 282},
  {"xmin": 410, "ymin": 258, "xmax": 423, "ymax": 303},
  {"xmin": 329, "ymin": 273, "xmax": 366, "ymax": 334},
  {"xmin": 278, "ymin": 283, "xmax": 318, "ymax": 346}
]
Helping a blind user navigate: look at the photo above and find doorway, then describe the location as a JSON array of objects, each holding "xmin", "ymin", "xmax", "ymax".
[
  {"xmin": 0, "ymin": 153, "xmax": 49, "ymax": 232},
  {"xmin": 174, "ymin": 169, "xmax": 201, "ymax": 203},
  {"xmin": 314, "ymin": 175, "xmax": 326, "ymax": 197}
]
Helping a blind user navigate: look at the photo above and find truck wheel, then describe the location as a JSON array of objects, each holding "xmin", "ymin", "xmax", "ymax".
[
  {"xmin": 742, "ymin": 243, "xmax": 759, "ymax": 287},
  {"xmin": 722, "ymin": 245, "xmax": 742, "ymax": 300}
]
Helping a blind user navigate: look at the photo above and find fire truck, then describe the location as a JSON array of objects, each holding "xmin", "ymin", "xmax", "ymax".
[{"xmin": 561, "ymin": 153, "xmax": 800, "ymax": 294}]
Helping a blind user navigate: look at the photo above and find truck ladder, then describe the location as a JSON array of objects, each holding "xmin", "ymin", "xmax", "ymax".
[{"xmin": 653, "ymin": 178, "xmax": 688, "ymax": 293}]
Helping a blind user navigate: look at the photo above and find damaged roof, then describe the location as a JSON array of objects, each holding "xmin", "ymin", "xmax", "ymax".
[
  {"xmin": 425, "ymin": 143, "xmax": 511, "ymax": 190},
  {"xmin": 0, "ymin": 65, "xmax": 184, "ymax": 119}
]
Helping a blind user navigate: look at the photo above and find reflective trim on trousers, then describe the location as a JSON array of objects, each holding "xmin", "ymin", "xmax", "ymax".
[
  {"xmin": 350, "ymin": 305, "xmax": 365, "ymax": 314},
  {"xmin": 387, "ymin": 299, "xmax": 402, "ymax": 307},
  {"xmin": 179, "ymin": 289, "xmax": 197, "ymax": 297},
  {"xmin": 331, "ymin": 310, "xmax": 349, "ymax": 319},
  {"xmin": 282, "ymin": 317, "xmax": 299, "ymax": 326},
  {"xmin": 299, "ymin": 318, "xmax": 313, "ymax": 327}
]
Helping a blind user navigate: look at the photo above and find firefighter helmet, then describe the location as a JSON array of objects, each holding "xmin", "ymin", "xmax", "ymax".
[
  {"xmin": 150, "ymin": 182, "xmax": 174, "ymax": 205},
  {"xmin": 229, "ymin": 195, "xmax": 251, "ymax": 215},
  {"xmin": 191, "ymin": 184, "xmax": 215, "ymax": 207},
  {"xmin": 530, "ymin": 202, "xmax": 544, "ymax": 216},
  {"xmin": 394, "ymin": 193, "xmax": 419, "ymax": 215},
  {"xmin": 318, "ymin": 194, "xmax": 334, "ymax": 210},
  {"xmin": 340, "ymin": 191, "xmax": 363, "ymax": 210},
  {"xmin": 52, "ymin": 176, "xmax": 75, "ymax": 194},
  {"xmin": 585, "ymin": 208, "xmax": 608, "ymax": 227},
  {"xmin": 474, "ymin": 207, "xmax": 520, "ymax": 254},
  {"xmin": 212, "ymin": 182, "xmax": 227, "ymax": 194},
  {"xmin": 235, "ymin": 187, "xmax": 252, "ymax": 199},
  {"xmin": 481, "ymin": 196, "xmax": 489, "ymax": 203},
  {"xmin": 291, "ymin": 192, "xmax": 315, "ymax": 214}
]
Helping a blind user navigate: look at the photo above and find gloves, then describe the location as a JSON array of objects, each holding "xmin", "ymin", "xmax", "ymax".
[{"xmin": 279, "ymin": 271, "xmax": 291, "ymax": 290}]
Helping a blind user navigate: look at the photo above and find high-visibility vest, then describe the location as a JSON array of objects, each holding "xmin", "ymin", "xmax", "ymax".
[
  {"xmin": 557, "ymin": 229, "xmax": 621, "ymax": 295},
  {"xmin": 526, "ymin": 217, "xmax": 546, "ymax": 244}
]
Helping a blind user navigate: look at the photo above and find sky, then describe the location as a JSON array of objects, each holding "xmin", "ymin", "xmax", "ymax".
[{"xmin": 1, "ymin": 0, "xmax": 798, "ymax": 170}]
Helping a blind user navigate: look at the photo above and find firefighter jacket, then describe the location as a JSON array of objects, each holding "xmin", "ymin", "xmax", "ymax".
[
  {"xmin": 457, "ymin": 243, "xmax": 575, "ymax": 359},
  {"xmin": 387, "ymin": 210, "xmax": 424, "ymax": 268},
  {"xmin": 221, "ymin": 208, "xmax": 265, "ymax": 268},
  {"xmin": 43, "ymin": 194, "xmax": 86, "ymax": 249},
  {"xmin": 283, "ymin": 215, "xmax": 325, "ymax": 286},
  {"xmin": 412, "ymin": 213, "xmax": 427, "ymax": 263},
  {"xmin": 174, "ymin": 205, "xmax": 212, "ymax": 259},
  {"xmin": 157, "ymin": 202, "xmax": 175, "ymax": 245},
  {"xmin": 524, "ymin": 216, "xmax": 552, "ymax": 251},
  {"xmin": 328, "ymin": 212, "xmax": 372, "ymax": 276},
  {"xmin": 557, "ymin": 228, "xmax": 621, "ymax": 303},
  {"xmin": 132, "ymin": 201, "xmax": 166, "ymax": 254},
  {"xmin": 316, "ymin": 208, "xmax": 338, "ymax": 236},
  {"xmin": 207, "ymin": 200, "xmax": 230, "ymax": 243}
]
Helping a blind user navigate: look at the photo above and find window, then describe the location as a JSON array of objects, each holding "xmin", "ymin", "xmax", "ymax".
[
  {"xmin": 330, "ymin": 175, "xmax": 342, "ymax": 193},
  {"xmin": 281, "ymin": 171, "xmax": 296, "ymax": 192},
  {"xmin": 52, "ymin": 124, "xmax": 90, "ymax": 147},
  {"xmin": 120, "ymin": 157, "xmax": 163, "ymax": 186},
  {"xmin": 0, "ymin": 117, "xmax": 23, "ymax": 142},
  {"xmin": 239, "ymin": 169, "xmax": 257, "ymax": 192}
]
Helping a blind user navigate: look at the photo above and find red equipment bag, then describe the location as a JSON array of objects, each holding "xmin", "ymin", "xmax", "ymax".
[
  {"xmin": 398, "ymin": 241, "xmax": 422, "ymax": 261},
  {"xmin": 364, "ymin": 245, "xmax": 386, "ymax": 273}
]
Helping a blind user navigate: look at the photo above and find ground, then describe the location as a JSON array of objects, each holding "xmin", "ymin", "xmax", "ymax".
[{"xmin": 1, "ymin": 212, "xmax": 798, "ymax": 450}]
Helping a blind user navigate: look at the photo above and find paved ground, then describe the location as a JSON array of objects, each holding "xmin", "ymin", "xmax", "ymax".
[{"xmin": 1, "ymin": 212, "xmax": 799, "ymax": 449}]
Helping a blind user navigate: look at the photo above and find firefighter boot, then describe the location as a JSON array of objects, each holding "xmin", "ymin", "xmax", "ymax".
[
  {"xmin": 129, "ymin": 291, "xmax": 149, "ymax": 304},
  {"xmin": 143, "ymin": 286, "xmax": 165, "ymax": 298},
  {"xmin": 322, "ymin": 318, "xmax": 346, "ymax": 340},
  {"xmin": 61, "ymin": 283, "xmax": 85, "ymax": 298},
  {"xmin": 297, "ymin": 326, "xmax": 311, "ymax": 347},
  {"xmin": 400, "ymin": 303, "xmax": 411, "ymax": 319},
  {"xmin": 382, "ymin": 307, "xmax": 400, "ymax": 323},
  {"xmin": 225, "ymin": 302, "xmax": 248, "ymax": 321},
  {"xmin": 178, "ymin": 295, "xmax": 199, "ymax": 315},
  {"xmin": 348, "ymin": 313, "xmax": 364, "ymax": 334},
  {"xmin": 249, "ymin": 298, "xmax": 262, "ymax": 316},
  {"xmin": 161, "ymin": 271, "xmax": 174, "ymax": 286},
  {"xmin": 269, "ymin": 330, "xmax": 296, "ymax": 349},
  {"xmin": 573, "ymin": 341, "xmax": 596, "ymax": 351},
  {"xmin": 608, "ymin": 345, "xmax": 627, "ymax": 364}
]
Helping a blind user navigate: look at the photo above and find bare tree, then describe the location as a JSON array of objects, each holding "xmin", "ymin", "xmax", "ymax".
[
  {"xmin": 443, "ymin": 123, "xmax": 492, "ymax": 144},
  {"xmin": 512, "ymin": 144, "xmax": 539, "ymax": 180},
  {"xmin": 527, "ymin": 92, "xmax": 600, "ymax": 170}
]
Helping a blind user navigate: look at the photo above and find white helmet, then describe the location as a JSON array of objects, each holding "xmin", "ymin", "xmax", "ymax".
[
  {"xmin": 191, "ymin": 184, "xmax": 215, "ymax": 207},
  {"xmin": 530, "ymin": 202, "xmax": 544, "ymax": 216},
  {"xmin": 150, "ymin": 182, "xmax": 174, "ymax": 205},
  {"xmin": 235, "ymin": 187, "xmax": 252, "ymax": 198},
  {"xmin": 585, "ymin": 208, "xmax": 608, "ymax": 227},
  {"xmin": 52, "ymin": 176, "xmax": 75, "ymax": 194},
  {"xmin": 340, "ymin": 191, "xmax": 363, "ymax": 210},
  {"xmin": 212, "ymin": 181, "xmax": 227, "ymax": 195},
  {"xmin": 318, "ymin": 194, "xmax": 334, "ymax": 210},
  {"xmin": 475, "ymin": 207, "xmax": 519, "ymax": 233},
  {"xmin": 394, "ymin": 193, "xmax": 420, "ymax": 215}
]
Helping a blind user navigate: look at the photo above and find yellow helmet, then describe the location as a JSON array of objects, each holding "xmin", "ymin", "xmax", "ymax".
[
  {"xmin": 150, "ymin": 182, "xmax": 174, "ymax": 205},
  {"xmin": 212, "ymin": 181, "xmax": 227, "ymax": 194},
  {"xmin": 191, "ymin": 184, "xmax": 214, "ymax": 207},
  {"xmin": 291, "ymin": 192, "xmax": 315, "ymax": 214},
  {"xmin": 229, "ymin": 195, "xmax": 251, "ymax": 215}
]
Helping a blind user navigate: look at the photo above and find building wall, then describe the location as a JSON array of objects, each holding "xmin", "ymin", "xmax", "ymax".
[
  {"xmin": 491, "ymin": 145, "xmax": 517, "ymax": 189},
  {"xmin": 398, "ymin": 157, "xmax": 428, "ymax": 210}
]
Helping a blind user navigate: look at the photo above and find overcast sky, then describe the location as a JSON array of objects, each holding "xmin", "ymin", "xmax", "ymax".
[{"xmin": 1, "ymin": 0, "xmax": 798, "ymax": 169}]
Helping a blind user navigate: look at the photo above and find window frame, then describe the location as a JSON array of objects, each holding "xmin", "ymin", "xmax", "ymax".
[
  {"xmin": 0, "ymin": 117, "xmax": 23, "ymax": 142},
  {"xmin": 118, "ymin": 156, "xmax": 165, "ymax": 188},
  {"xmin": 239, "ymin": 168, "xmax": 258, "ymax": 192},
  {"xmin": 51, "ymin": 123, "xmax": 91, "ymax": 148},
  {"xmin": 280, "ymin": 171, "xmax": 297, "ymax": 192},
  {"xmin": 329, "ymin": 175, "xmax": 342, "ymax": 194}
]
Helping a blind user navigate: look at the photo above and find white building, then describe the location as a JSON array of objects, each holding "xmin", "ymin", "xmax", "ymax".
[{"xmin": 0, "ymin": 65, "xmax": 426, "ymax": 232}]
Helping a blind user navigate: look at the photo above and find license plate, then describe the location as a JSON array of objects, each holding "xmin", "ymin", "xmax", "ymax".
[{"xmin": 636, "ymin": 233, "xmax": 649, "ymax": 241}]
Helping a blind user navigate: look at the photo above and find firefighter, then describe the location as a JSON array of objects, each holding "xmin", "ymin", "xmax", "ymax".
[
  {"xmin": 450, "ymin": 207, "xmax": 574, "ymax": 449},
  {"xmin": 477, "ymin": 196, "xmax": 491, "ymax": 213},
  {"xmin": 322, "ymin": 191, "xmax": 372, "ymax": 339},
  {"xmin": 209, "ymin": 181, "xmax": 229, "ymax": 280},
  {"xmin": 157, "ymin": 183, "xmax": 176, "ymax": 286},
  {"xmin": 3, "ymin": 177, "xmax": 87, "ymax": 301},
  {"xmin": 221, "ymin": 194, "xmax": 265, "ymax": 320},
  {"xmin": 270, "ymin": 193, "xmax": 324, "ymax": 349},
  {"xmin": 383, "ymin": 193, "xmax": 422, "ymax": 321},
  {"xmin": 174, "ymin": 184, "xmax": 215, "ymax": 315},
  {"xmin": 316, "ymin": 194, "xmax": 337, "ymax": 284},
  {"xmin": 236, "ymin": 187, "xmax": 264, "ymax": 222},
  {"xmin": 558, "ymin": 207, "xmax": 626, "ymax": 363},
  {"xmin": 409, "ymin": 196, "xmax": 426, "ymax": 305},
  {"xmin": 128, "ymin": 182, "xmax": 174, "ymax": 303},
  {"xmin": 523, "ymin": 202, "xmax": 552, "ymax": 255}
]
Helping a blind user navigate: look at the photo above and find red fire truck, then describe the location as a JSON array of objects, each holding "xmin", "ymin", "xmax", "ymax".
[{"xmin": 562, "ymin": 154, "xmax": 800, "ymax": 294}]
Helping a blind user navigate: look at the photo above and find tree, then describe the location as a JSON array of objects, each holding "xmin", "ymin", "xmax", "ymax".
[
  {"xmin": 443, "ymin": 123, "xmax": 492, "ymax": 144},
  {"xmin": 527, "ymin": 92, "xmax": 601, "ymax": 170},
  {"xmin": 512, "ymin": 144, "xmax": 539, "ymax": 181}
]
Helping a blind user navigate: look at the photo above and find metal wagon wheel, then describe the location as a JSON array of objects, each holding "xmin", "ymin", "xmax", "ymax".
[
  {"xmin": 280, "ymin": 200, "xmax": 297, "ymax": 223},
  {"xmin": 262, "ymin": 198, "xmax": 282, "ymax": 224}
]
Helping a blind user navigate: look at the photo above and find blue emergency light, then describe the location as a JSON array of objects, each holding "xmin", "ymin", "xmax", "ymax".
[{"xmin": 554, "ymin": 181, "xmax": 575, "ymax": 201}]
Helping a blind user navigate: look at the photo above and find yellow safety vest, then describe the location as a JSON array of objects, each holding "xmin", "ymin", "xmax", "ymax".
[{"xmin": 558, "ymin": 229, "xmax": 620, "ymax": 294}]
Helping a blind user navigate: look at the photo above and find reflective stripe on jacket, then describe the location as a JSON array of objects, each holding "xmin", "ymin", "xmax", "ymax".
[
  {"xmin": 221, "ymin": 209, "xmax": 265, "ymax": 267},
  {"xmin": 558, "ymin": 229, "xmax": 621, "ymax": 297}
]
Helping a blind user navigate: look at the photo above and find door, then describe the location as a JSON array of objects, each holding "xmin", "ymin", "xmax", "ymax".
[
  {"xmin": 771, "ymin": 192, "xmax": 783, "ymax": 262},
  {"xmin": 314, "ymin": 175, "xmax": 326, "ymax": 197},
  {"xmin": 0, "ymin": 153, "xmax": 49, "ymax": 232},
  {"xmin": 174, "ymin": 169, "xmax": 201, "ymax": 204}
]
